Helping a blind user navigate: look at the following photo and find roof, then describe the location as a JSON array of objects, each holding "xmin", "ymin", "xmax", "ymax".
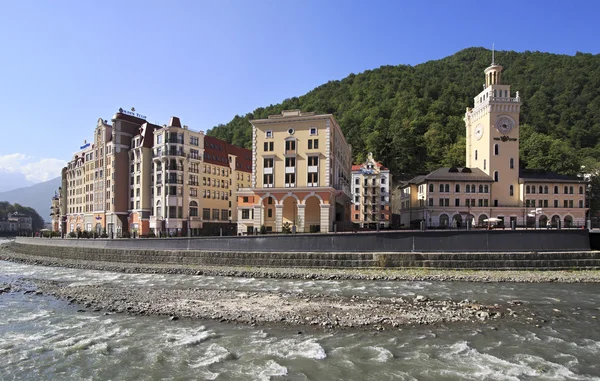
[
  {"xmin": 352, "ymin": 161, "xmax": 388, "ymax": 172},
  {"xmin": 203, "ymin": 135, "xmax": 230, "ymax": 167},
  {"xmin": 519, "ymin": 169, "xmax": 585, "ymax": 184},
  {"xmin": 405, "ymin": 167, "xmax": 493, "ymax": 185},
  {"xmin": 226, "ymin": 143, "xmax": 252, "ymax": 173},
  {"xmin": 138, "ymin": 122, "xmax": 161, "ymax": 148}
]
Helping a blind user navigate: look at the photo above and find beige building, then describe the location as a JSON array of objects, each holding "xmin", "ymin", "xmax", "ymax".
[
  {"xmin": 400, "ymin": 59, "xmax": 587, "ymax": 228},
  {"xmin": 64, "ymin": 142, "xmax": 94, "ymax": 233},
  {"xmin": 351, "ymin": 153, "xmax": 392, "ymax": 228},
  {"xmin": 148, "ymin": 118, "xmax": 251, "ymax": 236},
  {"xmin": 237, "ymin": 110, "xmax": 352, "ymax": 234}
]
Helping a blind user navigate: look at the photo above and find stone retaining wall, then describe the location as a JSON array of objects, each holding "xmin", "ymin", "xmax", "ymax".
[
  {"xmin": 8, "ymin": 241, "xmax": 600, "ymax": 269},
  {"xmin": 14, "ymin": 229, "xmax": 591, "ymax": 253}
]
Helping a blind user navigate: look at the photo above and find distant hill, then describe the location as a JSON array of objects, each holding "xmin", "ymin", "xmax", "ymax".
[
  {"xmin": 207, "ymin": 47, "xmax": 600, "ymax": 176},
  {"xmin": 0, "ymin": 176, "xmax": 61, "ymax": 222}
]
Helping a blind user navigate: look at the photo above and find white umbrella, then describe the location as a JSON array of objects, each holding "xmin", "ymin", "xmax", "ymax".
[{"xmin": 483, "ymin": 218, "xmax": 501, "ymax": 222}]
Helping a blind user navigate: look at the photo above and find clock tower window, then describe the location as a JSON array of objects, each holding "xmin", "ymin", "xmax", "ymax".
[
  {"xmin": 494, "ymin": 144, "xmax": 499, "ymax": 155},
  {"xmin": 494, "ymin": 171, "xmax": 499, "ymax": 182}
]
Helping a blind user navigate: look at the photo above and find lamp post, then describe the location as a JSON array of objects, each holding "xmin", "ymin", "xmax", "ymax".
[
  {"xmin": 293, "ymin": 201, "xmax": 297, "ymax": 234},
  {"xmin": 188, "ymin": 206, "xmax": 191, "ymax": 238}
]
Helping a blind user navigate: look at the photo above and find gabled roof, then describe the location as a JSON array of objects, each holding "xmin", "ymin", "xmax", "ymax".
[
  {"xmin": 405, "ymin": 167, "xmax": 493, "ymax": 185},
  {"xmin": 203, "ymin": 135, "xmax": 229, "ymax": 167},
  {"xmin": 519, "ymin": 169, "xmax": 585, "ymax": 183}
]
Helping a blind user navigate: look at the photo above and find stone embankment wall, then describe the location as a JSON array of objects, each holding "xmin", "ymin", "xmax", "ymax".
[
  {"xmin": 8, "ymin": 231, "xmax": 600, "ymax": 269},
  {"xmin": 14, "ymin": 230, "xmax": 592, "ymax": 252}
]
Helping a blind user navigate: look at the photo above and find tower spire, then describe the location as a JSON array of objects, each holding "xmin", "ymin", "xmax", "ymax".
[{"xmin": 492, "ymin": 43, "xmax": 495, "ymax": 65}]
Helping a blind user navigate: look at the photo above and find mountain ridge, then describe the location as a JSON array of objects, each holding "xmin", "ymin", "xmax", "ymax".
[
  {"xmin": 0, "ymin": 176, "xmax": 61, "ymax": 223},
  {"xmin": 207, "ymin": 47, "xmax": 600, "ymax": 177}
]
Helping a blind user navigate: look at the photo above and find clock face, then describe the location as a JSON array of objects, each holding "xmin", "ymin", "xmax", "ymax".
[
  {"xmin": 496, "ymin": 116, "xmax": 515, "ymax": 135},
  {"xmin": 474, "ymin": 125, "xmax": 483, "ymax": 140}
]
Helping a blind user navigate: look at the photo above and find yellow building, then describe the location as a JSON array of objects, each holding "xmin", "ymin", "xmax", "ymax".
[
  {"xmin": 351, "ymin": 153, "xmax": 392, "ymax": 228},
  {"xmin": 400, "ymin": 58, "xmax": 587, "ymax": 229},
  {"xmin": 237, "ymin": 110, "xmax": 352, "ymax": 234}
]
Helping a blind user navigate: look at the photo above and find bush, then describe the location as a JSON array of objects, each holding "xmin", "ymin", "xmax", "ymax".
[
  {"xmin": 121, "ymin": 231, "xmax": 131, "ymax": 238},
  {"xmin": 282, "ymin": 222, "xmax": 292, "ymax": 234},
  {"xmin": 309, "ymin": 225, "xmax": 320, "ymax": 233},
  {"xmin": 68, "ymin": 231, "xmax": 76, "ymax": 238}
]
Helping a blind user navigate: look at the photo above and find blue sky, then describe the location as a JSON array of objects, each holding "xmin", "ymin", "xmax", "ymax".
[{"xmin": 0, "ymin": 0, "xmax": 599, "ymax": 190}]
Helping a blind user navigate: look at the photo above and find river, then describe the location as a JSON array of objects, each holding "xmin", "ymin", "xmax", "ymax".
[{"xmin": 1, "ymin": 244, "xmax": 600, "ymax": 379}]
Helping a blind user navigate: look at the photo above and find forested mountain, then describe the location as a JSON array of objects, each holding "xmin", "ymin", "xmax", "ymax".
[
  {"xmin": 207, "ymin": 47, "xmax": 600, "ymax": 177},
  {"xmin": 0, "ymin": 201, "xmax": 45, "ymax": 231},
  {"xmin": 0, "ymin": 177, "xmax": 61, "ymax": 222}
]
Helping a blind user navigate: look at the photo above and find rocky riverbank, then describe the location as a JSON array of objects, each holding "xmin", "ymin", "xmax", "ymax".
[
  {"xmin": 1, "ymin": 244, "xmax": 600, "ymax": 283},
  {"xmin": 12, "ymin": 278, "xmax": 514, "ymax": 330}
]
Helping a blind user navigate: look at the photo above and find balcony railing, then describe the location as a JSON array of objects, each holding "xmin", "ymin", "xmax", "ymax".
[
  {"xmin": 166, "ymin": 179, "xmax": 183, "ymax": 185},
  {"xmin": 167, "ymin": 166, "xmax": 184, "ymax": 171}
]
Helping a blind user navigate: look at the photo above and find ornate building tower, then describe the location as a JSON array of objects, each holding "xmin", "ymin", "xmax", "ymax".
[{"xmin": 465, "ymin": 54, "xmax": 522, "ymax": 207}]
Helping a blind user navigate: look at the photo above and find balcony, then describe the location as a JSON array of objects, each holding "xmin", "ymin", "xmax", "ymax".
[
  {"xmin": 167, "ymin": 166, "xmax": 184, "ymax": 171},
  {"xmin": 166, "ymin": 179, "xmax": 183, "ymax": 185},
  {"xmin": 308, "ymin": 165, "xmax": 318, "ymax": 173},
  {"xmin": 167, "ymin": 138, "xmax": 184, "ymax": 144},
  {"xmin": 168, "ymin": 151, "xmax": 186, "ymax": 157},
  {"xmin": 285, "ymin": 167, "xmax": 295, "ymax": 174},
  {"xmin": 188, "ymin": 181, "xmax": 199, "ymax": 186}
]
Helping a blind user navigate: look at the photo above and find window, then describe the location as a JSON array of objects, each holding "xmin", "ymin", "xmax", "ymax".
[
  {"xmin": 484, "ymin": 199, "xmax": 489, "ymax": 207},
  {"xmin": 569, "ymin": 186, "xmax": 574, "ymax": 194},
  {"xmin": 569, "ymin": 200, "xmax": 574, "ymax": 208},
  {"xmin": 509, "ymin": 185, "xmax": 514, "ymax": 196},
  {"xmin": 494, "ymin": 144, "xmax": 499, "ymax": 155},
  {"xmin": 267, "ymin": 197, "xmax": 273, "ymax": 204},
  {"xmin": 285, "ymin": 173, "xmax": 296, "ymax": 187},
  {"xmin": 479, "ymin": 185, "xmax": 483, "ymax": 193},
  {"xmin": 308, "ymin": 139, "xmax": 312, "ymax": 149},
  {"xmin": 444, "ymin": 184, "xmax": 449, "ymax": 192},
  {"xmin": 564, "ymin": 186, "xmax": 568, "ymax": 194},
  {"xmin": 475, "ymin": 150, "xmax": 478, "ymax": 160},
  {"xmin": 455, "ymin": 198, "xmax": 460, "ymax": 207},
  {"xmin": 308, "ymin": 156, "xmax": 319, "ymax": 166},
  {"xmin": 263, "ymin": 174, "xmax": 273, "ymax": 187},
  {"xmin": 494, "ymin": 171, "xmax": 499, "ymax": 182},
  {"xmin": 455, "ymin": 184, "xmax": 460, "ymax": 193},
  {"xmin": 510, "ymin": 158, "xmax": 514, "ymax": 169},
  {"xmin": 313, "ymin": 139, "xmax": 318, "ymax": 149},
  {"xmin": 580, "ymin": 200, "xmax": 584, "ymax": 208},
  {"xmin": 554, "ymin": 200, "xmax": 558, "ymax": 208},
  {"xmin": 429, "ymin": 184, "xmax": 434, "ymax": 192},
  {"xmin": 544, "ymin": 186, "xmax": 548, "ymax": 194},
  {"xmin": 564, "ymin": 200, "xmax": 568, "ymax": 208},
  {"xmin": 381, "ymin": 177, "xmax": 386, "ymax": 184},
  {"xmin": 466, "ymin": 184, "xmax": 471, "ymax": 193},
  {"xmin": 310, "ymin": 127, "xmax": 317, "ymax": 135},
  {"xmin": 355, "ymin": 178, "xmax": 359, "ymax": 185},
  {"xmin": 267, "ymin": 209, "xmax": 273, "ymax": 218},
  {"xmin": 285, "ymin": 140, "xmax": 296, "ymax": 152},
  {"xmin": 439, "ymin": 198, "xmax": 444, "ymax": 206},
  {"xmin": 242, "ymin": 209, "xmax": 250, "ymax": 219},
  {"xmin": 544, "ymin": 200, "xmax": 548, "ymax": 208},
  {"xmin": 579, "ymin": 186, "xmax": 584, "ymax": 194},
  {"xmin": 494, "ymin": 199, "xmax": 498, "ymax": 207},
  {"xmin": 428, "ymin": 198, "xmax": 433, "ymax": 206},
  {"xmin": 221, "ymin": 209, "xmax": 228, "ymax": 221},
  {"xmin": 263, "ymin": 142, "xmax": 274, "ymax": 152},
  {"xmin": 439, "ymin": 184, "xmax": 444, "ymax": 192},
  {"xmin": 307, "ymin": 172, "xmax": 318, "ymax": 185},
  {"xmin": 285, "ymin": 157, "xmax": 296, "ymax": 167},
  {"xmin": 212, "ymin": 209, "xmax": 219, "ymax": 220},
  {"xmin": 478, "ymin": 199, "xmax": 483, "ymax": 207},
  {"xmin": 539, "ymin": 186, "xmax": 543, "ymax": 194},
  {"xmin": 266, "ymin": 130, "xmax": 273, "ymax": 138},
  {"xmin": 445, "ymin": 198, "xmax": 449, "ymax": 207},
  {"xmin": 203, "ymin": 208, "xmax": 210, "ymax": 220}
]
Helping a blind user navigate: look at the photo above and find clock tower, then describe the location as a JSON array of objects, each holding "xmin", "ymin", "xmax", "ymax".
[{"xmin": 465, "ymin": 56, "xmax": 522, "ymax": 206}]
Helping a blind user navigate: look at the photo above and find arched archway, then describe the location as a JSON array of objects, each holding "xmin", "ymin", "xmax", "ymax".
[
  {"xmin": 551, "ymin": 215, "xmax": 561, "ymax": 228},
  {"xmin": 304, "ymin": 196, "xmax": 321, "ymax": 233},
  {"xmin": 539, "ymin": 215, "xmax": 548, "ymax": 228},
  {"xmin": 564, "ymin": 215, "xmax": 573, "ymax": 228},
  {"xmin": 439, "ymin": 214, "xmax": 449, "ymax": 228},
  {"xmin": 282, "ymin": 195, "xmax": 299, "ymax": 230},
  {"xmin": 478, "ymin": 214, "xmax": 488, "ymax": 227},
  {"xmin": 453, "ymin": 214, "xmax": 463, "ymax": 228}
]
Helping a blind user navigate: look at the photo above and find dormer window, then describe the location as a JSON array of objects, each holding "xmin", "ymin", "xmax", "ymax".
[
  {"xmin": 265, "ymin": 130, "xmax": 273, "ymax": 138},
  {"xmin": 310, "ymin": 127, "xmax": 317, "ymax": 136}
]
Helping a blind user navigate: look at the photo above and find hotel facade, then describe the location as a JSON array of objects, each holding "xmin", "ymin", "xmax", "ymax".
[
  {"xmin": 236, "ymin": 110, "xmax": 352, "ymax": 234},
  {"xmin": 400, "ymin": 60, "xmax": 587, "ymax": 228},
  {"xmin": 351, "ymin": 153, "xmax": 392, "ymax": 228},
  {"xmin": 54, "ymin": 109, "xmax": 251, "ymax": 237}
]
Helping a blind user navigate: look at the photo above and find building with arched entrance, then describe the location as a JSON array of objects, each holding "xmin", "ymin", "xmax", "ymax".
[
  {"xmin": 400, "ymin": 55, "xmax": 587, "ymax": 229},
  {"xmin": 237, "ymin": 110, "xmax": 352, "ymax": 234}
]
